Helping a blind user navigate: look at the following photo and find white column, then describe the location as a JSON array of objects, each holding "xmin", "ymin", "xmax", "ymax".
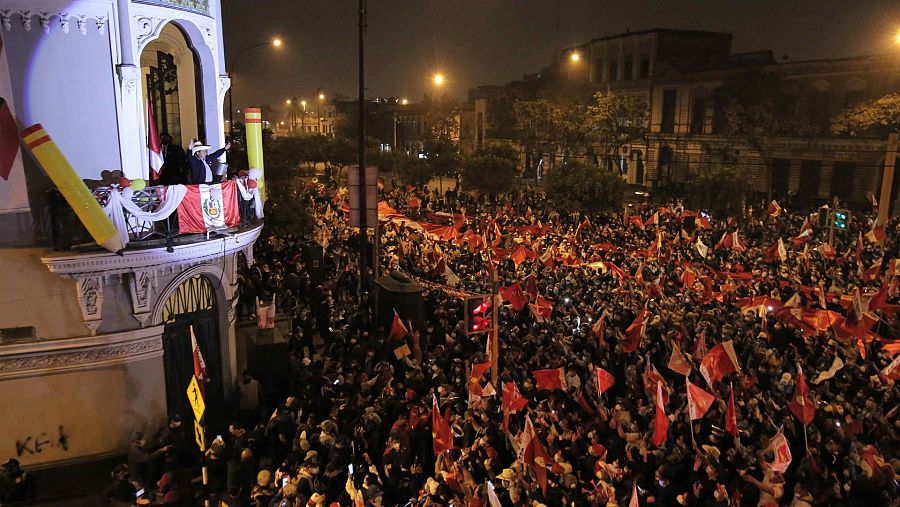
[{"xmin": 115, "ymin": 1, "xmax": 146, "ymax": 180}]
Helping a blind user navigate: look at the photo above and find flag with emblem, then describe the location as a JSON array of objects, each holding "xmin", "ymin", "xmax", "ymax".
[{"xmin": 177, "ymin": 181, "xmax": 240, "ymax": 233}]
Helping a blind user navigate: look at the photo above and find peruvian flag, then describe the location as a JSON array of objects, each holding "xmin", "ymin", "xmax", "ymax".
[
  {"xmin": 501, "ymin": 382, "xmax": 528, "ymax": 432},
  {"xmin": 697, "ymin": 216, "xmax": 713, "ymax": 229},
  {"xmin": 725, "ymin": 383, "xmax": 738, "ymax": 437},
  {"xmin": 591, "ymin": 310, "xmax": 608, "ymax": 342},
  {"xmin": 431, "ymin": 395, "xmax": 453, "ymax": 455},
  {"xmin": 190, "ymin": 325, "xmax": 208, "ymax": 395},
  {"xmin": 146, "ymin": 99, "xmax": 164, "ymax": 182},
  {"xmin": 699, "ymin": 340, "xmax": 742, "ymax": 388},
  {"xmin": 881, "ymin": 353, "xmax": 900, "ymax": 381},
  {"xmin": 468, "ymin": 360, "xmax": 491, "ymax": 399},
  {"xmin": 765, "ymin": 238, "xmax": 787, "ymax": 262},
  {"xmin": 792, "ymin": 218, "xmax": 813, "ymax": 245},
  {"xmin": 716, "ymin": 231, "xmax": 745, "ymax": 252},
  {"xmin": 862, "ymin": 256, "xmax": 883, "ymax": 282},
  {"xmin": 177, "ymin": 180, "xmax": 240, "ymax": 233},
  {"xmin": 767, "ymin": 199, "xmax": 782, "ymax": 217},
  {"xmin": 529, "ymin": 295, "xmax": 554, "ymax": 322},
  {"xmin": 595, "ymin": 367, "xmax": 615, "ymax": 397},
  {"xmin": 653, "ymin": 381, "xmax": 668, "ymax": 446},
  {"xmin": 856, "ymin": 231, "xmax": 864, "ymax": 263},
  {"xmin": 645, "ymin": 230, "xmax": 663, "ymax": 257},
  {"xmin": 629, "ymin": 214, "xmax": 646, "ymax": 230},
  {"xmin": 865, "ymin": 225, "xmax": 887, "ymax": 244},
  {"xmin": 575, "ymin": 216, "xmax": 591, "ymax": 241},
  {"xmin": 644, "ymin": 211, "xmax": 659, "ymax": 227},
  {"xmin": 667, "ymin": 343, "xmax": 692, "ymax": 376},
  {"xmin": 521, "ymin": 415, "xmax": 550, "ymax": 496},
  {"xmin": 643, "ymin": 361, "xmax": 670, "ymax": 407},
  {"xmin": 695, "ymin": 237, "xmax": 710, "ymax": 258},
  {"xmin": 686, "ymin": 379, "xmax": 716, "ymax": 420},
  {"xmin": 621, "ymin": 306, "xmax": 646, "ymax": 353},
  {"xmin": 693, "ymin": 329, "xmax": 708, "ymax": 360},
  {"xmin": 768, "ymin": 430, "xmax": 793, "ymax": 473},
  {"xmin": 789, "ymin": 364, "xmax": 815, "ymax": 425},
  {"xmin": 531, "ymin": 367, "xmax": 566, "ymax": 391},
  {"xmin": 388, "ymin": 309, "xmax": 409, "ymax": 341}
]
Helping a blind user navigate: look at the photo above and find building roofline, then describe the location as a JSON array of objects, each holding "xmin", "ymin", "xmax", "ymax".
[{"xmin": 562, "ymin": 28, "xmax": 731, "ymax": 52}]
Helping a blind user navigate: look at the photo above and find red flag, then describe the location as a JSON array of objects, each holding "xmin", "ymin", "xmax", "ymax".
[
  {"xmin": 146, "ymin": 99, "xmax": 164, "ymax": 182},
  {"xmin": 389, "ymin": 310, "xmax": 409, "ymax": 341},
  {"xmin": 653, "ymin": 382, "xmax": 668, "ymax": 446},
  {"xmin": 725, "ymin": 383, "xmax": 738, "ymax": 437},
  {"xmin": 862, "ymin": 257, "xmax": 883, "ymax": 282},
  {"xmin": 432, "ymin": 395, "xmax": 453, "ymax": 455},
  {"xmin": 595, "ymin": 367, "xmax": 615, "ymax": 397},
  {"xmin": 469, "ymin": 361, "xmax": 491, "ymax": 395},
  {"xmin": 699, "ymin": 341, "xmax": 741, "ymax": 387},
  {"xmin": 190, "ymin": 325, "xmax": 208, "ymax": 395},
  {"xmin": 697, "ymin": 216, "xmax": 712, "ymax": 229},
  {"xmin": 500, "ymin": 282, "xmax": 527, "ymax": 311},
  {"xmin": 768, "ymin": 430, "xmax": 793, "ymax": 473},
  {"xmin": 765, "ymin": 238, "xmax": 787, "ymax": 262},
  {"xmin": 575, "ymin": 216, "xmax": 590, "ymax": 241},
  {"xmin": 667, "ymin": 343, "xmax": 692, "ymax": 376},
  {"xmin": 643, "ymin": 361, "xmax": 670, "ymax": 406},
  {"xmin": 789, "ymin": 364, "xmax": 815, "ymax": 425},
  {"xmin": 591, "ymin": 311, "xmax": 607, "ymax": 343},
  {"xmin": 767, "ymin": 199, "xmax": 782, "ymax": 217},
  {"xmin": 530, "ymin": 295, "xmax": 554, "ymax": 322},
  {"xmin": 686, "ymin": 379, "xmax": 716, "ymax": 420},
  {"xmin": 524, "ymin": 274, "xmax": 538, "ymax": 300},
  {"xmin": 680, "ymin": 267, "xmax": 697, "ymax": 289},
  {"xmin": 693, "ymin": 329, "xmax": 708, "ymax": 360},
  {"xmin": 856, "ymin": 231, "xmax": 864, "ymax": 263},
  {"xmin": 865, "ymin": 225, "xmax": 886, "ymax": 244},
  {"xmin": 644, "ymin": 211, "xmax": 659, "ymax": 227},
  {"xmin": 621, "ymin": 307, "xmax": 646, "ymax": 353},
  {"xmin": 521, "ymin": 415, "xmax": 550, "ymax": 496},
  {"xmin": 501, "ymin": 381, "xmax": 528, "ymax": 432},
  {"xmin": 0, "ymin": 97, "xmax": 19, "ymax": 181},
  {"xmin": 531, "ymin": 367, "xmax": 566, "ymax": 391}
]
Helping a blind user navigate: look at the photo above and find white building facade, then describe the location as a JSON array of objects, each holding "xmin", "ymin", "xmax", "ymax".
[{"xmin": 0, "ymin": 0, "xmax": 260, "ymax": 469}]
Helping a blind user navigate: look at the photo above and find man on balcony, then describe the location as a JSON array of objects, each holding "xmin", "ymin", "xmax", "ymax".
[{"xmin": 188, "ymin": 140, "xmax": 230, "ymax": 184}]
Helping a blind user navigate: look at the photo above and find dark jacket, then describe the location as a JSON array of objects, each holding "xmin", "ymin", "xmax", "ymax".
[
  {"xmin": 188, "ymin": 147, "xmax": 227, "ymax": 184},
  {"xmin": 159, "ymin": 143, "xmax": 187, "ymax": 185}
]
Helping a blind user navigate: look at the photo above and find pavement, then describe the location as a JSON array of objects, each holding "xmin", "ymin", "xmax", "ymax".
[{"xmin": 7, "ymin": 455, "xmax": 122, "ymax": 506}]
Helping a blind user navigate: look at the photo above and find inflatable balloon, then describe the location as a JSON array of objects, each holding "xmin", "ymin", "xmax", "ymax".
[
  {"xmin": 130, "ymin": 178, "xmax": 147, "ymax": 191},
  {"xmin": 248, "ymin": 168, "xmax": 263, "ymax": 180},
  {"xmin": 118, "ymin": 177, "xmax": 131, "ymax": 188},
  {"xmin": 238, "ymin": 169, "xmax": 249, "ymax": 177},
  {"xmin": 247, "ymin": 179, "xmax": 258, "ymax": 189}
]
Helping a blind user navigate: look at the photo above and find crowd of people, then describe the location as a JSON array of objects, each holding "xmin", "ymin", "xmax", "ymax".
[{"xmin": 119, "ymin": 178, "xmax": 900, "ymax": 506}]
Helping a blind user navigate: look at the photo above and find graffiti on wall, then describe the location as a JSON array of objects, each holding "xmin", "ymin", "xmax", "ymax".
[{"xmin": 15, "ymin": 426, "xmax": 70, "ymax": 457}]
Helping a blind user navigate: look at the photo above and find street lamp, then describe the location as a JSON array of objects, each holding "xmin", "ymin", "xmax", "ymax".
[
  {"xmin": 570, "ymin": 51, "xmax": 581, "ymax": 62},
  {"xmin": 433, "ymin": 73, "xmax": 445, "ymax": 87},
  {"xmin": 226, "ymin": 37, "xmax": 283, "ymax": 140},
  {"xmin": 316, "ymin": 87, "xmax": 325, "ymax": 135},
  {"xmin": 401, "ymin": 98, "xmax": 408, "ymax": 106}
]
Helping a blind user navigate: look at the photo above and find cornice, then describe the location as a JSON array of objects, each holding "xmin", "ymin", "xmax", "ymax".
[
  {"xmin": 0, "ymin": 326, "xmax": 165, "ymax": 380},
  {"xmin": 41, "ymin": 225, "xmax": 262, "ymax": 278}
]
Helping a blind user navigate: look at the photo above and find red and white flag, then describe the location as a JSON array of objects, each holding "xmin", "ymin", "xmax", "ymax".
[
  {"xmin": 789, "ymin": 364, "xmax": 815, "ymax": 425},
  {"xmin": 767, "ymin": 199, "xmax": 782, "ymax": 217},
  {"xmin": 521, "ymin": 415, "xmax": 550, "ymax": 496},
  {"xmin": 0, "ymin": 97, "xmax": 18, "ymax": 181},
  {"xmin": 865, "ymin": 225, "xmax": 887, "ymax": 244},
  {"xmin": 388, "ymin": 310, "xmax": 409, "ymax": 341},
  {"xmin": 595, "ymin": 367, "xmax": 615, "ymax": 397},
  {"xmin": 177, "ymin": 181, "xmax": 241, "ymax": 233},
  {"xmin": 699, "ymin": 340, "xmax": 742, "ymax": 388},
  {"xmin": 686, "ymin": 379, "xmax": 716, "ymax": 420},
  {"xmin": 190, "ymin": 325, "xmax": 208, "ymax": 394},
  {"xmin": 667, "ymin": 343, "xmax": 692, "ymax": 376},
  {"xmin": 768, "ymin": 430, "xmax": 793, "ymax": 473},
  {"xmin": 146, "ymin": 99, "xmax": 164, "ymax": 182},
  {"xmin": 431, "ymin": 394, "xmax": 453, "ymax": 455},
  {"xmin": 653, "ymin": 381, "xmax": 668, "ymax": 446},
  {"xmin": 644, "ymin": 211, "xmax": 659, "ymax": 227},
  {"xmin": 621, "ymin": 306, "xmax": 646, "ymax": 353},
  {"xmin": 501, "ymin": 381, "xmax": 528, "ymax": 432}
]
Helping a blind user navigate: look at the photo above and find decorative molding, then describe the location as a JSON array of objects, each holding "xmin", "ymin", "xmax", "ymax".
[
  {"xmin": 58, "ymin": 12, "xmax": 70, "ymax": 34},
  {"xmin": 38, "ymin": 11, "xmax": 50, "ymax": 33},
  {"xmin": 0, "ymin": 9, "xmax": 108, "ymax": 35},
  {"xmin": 117, "ymin": 64, "xmax": 141, "ymax": 99},
  {"xmin": 75, "ymin": 14, "xmax": 87, "ymax": 35},
  {"xmin": 0, "ymin": 327, "xmax": 165, "ymax": 380},
  {"xmin": 75, "ymin": 275, "xmax": 104, "ymax": 335},
  {"xmin": 217, "ymin": 75, "xmax": 231, "ymax": 102},
  {"xmin": 42, "ymin": 225, "xmax": 262, "ymax": 278},
  {"xmin": 133, "ymin": 15, "xmax": 167, "ymax": 51},
  {"xmin": 128, "ymin": 269, "xmax": 158, "ymax": 327},
  {"xmin": 95, "ymin": 14, "xmax": 106, "ymax": 36},
  {"xmin": 20, "ymin": 9, "xmax": 32, "ymax": 31},
  {"xmin": 0, "ymin": 10, "xmax": 11, "ymax": 32}
]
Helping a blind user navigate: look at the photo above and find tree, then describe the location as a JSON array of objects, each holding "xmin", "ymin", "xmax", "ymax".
[
  {"xmin": 712, "ymin": 71, "xmax": 814, "ymax": 195},
  {"xmin": 395, "ymin": 155, "xmax": 433, "ymax": 186},
  {"xmin": 324, "ymin": 137, "xmax": 356, "ymax": 181},
  {"xmin": 513, "ymin": 98, "xmax": 591, "ymax": 171},
  {"xmin": 459, "ymin": 148, "xmax": 519, "ymax": 196},
  {"xmin": 831, "ymin": 93, "xmax": 900, "ymax": 137},
  {"xmin": 544, "ymin": 160, "xmax": 625, "ymax": 213},
  {"xmin": 586, "ymin": 91, "xmax": 648, "ymax": 169},
  {"xmin": 683, "ymin": 167, "xmax": 749, "ymax": 218},
  {"xmin": 422, "ymin": 138, "xmax": 460, "ymax": 177}
]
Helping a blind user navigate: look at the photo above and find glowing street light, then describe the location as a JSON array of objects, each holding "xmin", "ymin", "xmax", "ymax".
[
  {"xmin": 433, "ymin": 73, "xmax": 445, "ymax": 86},
  {"xmin": 301, "ymin": 100, "xmax": 307, "ymax": 109},
  {"xmin": 570, "ymin": 51, "xmax": 581, "ymax": 62},
  {"xmin": 318, "ymin": 93, "xmax": 325, "ymax": 100},
  {"xmin": 228, "ymin": 37, "xmax": 284, "ymax": 138},
  {"xmin": 272, "ymin": 38, "xmax": 283, "ymax": 47},
  {"xmin": 401, "ymin": 98, "xmax": 408, "ymax": 106},
  {"xmin": 285, "ymin": 99, "xmax": 292, "ymax": 105}
]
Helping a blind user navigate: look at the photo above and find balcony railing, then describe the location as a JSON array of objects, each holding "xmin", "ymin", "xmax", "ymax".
[{"xmin": 49, "ymin": 179, "xmax": 261, "ymax": 252}]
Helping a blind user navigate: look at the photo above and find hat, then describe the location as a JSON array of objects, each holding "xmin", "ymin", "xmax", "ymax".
[
  {"xmin": 366, "ymin": 484, "xmax": 383, "ymax": 498},
  {"xmin": 499, "ymin": 468, "xmax": 516, "ymax": 481},
  {"xmin": 781, "ymin": 373, "xmax": 792, "ymax": 383},
  {"xmin": 191, "ymin": 143, "xmax": 211, "ymax": 155}
]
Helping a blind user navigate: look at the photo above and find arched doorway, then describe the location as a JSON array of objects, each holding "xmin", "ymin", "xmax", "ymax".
[
  {"xmin": 140, "ymin": 23, "xmax": 206, "ymax": 149},
  {"xmin": 160, "ymin": 275, "xmax": 225, "ymax": 435}
]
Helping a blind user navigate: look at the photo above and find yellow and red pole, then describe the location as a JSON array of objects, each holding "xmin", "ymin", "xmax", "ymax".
[
  {"xmin": 244, "ymin": 108, "xmax": 266, "ymax": 201},
  {"xmin": 21, "ymin": 124, "xmax": 123, "ymax": 253}
]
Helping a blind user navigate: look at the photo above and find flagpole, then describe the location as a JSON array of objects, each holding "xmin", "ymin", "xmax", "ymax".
[{"xmin": 687, "ymin": 381, "xmax": 696, "ymax": 449}]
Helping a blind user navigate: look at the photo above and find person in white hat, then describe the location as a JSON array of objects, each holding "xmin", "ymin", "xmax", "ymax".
[{"xmin": 188, "ymin": 139, "xmax": 230, "ymax": 184}]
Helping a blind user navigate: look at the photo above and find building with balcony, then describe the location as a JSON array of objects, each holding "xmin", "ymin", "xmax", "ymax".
[{"xmin": 0, "ymin": 0, "xmax": 262, "ymax": 472}]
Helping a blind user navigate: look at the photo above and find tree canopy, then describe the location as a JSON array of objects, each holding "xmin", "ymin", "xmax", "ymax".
[
  {"xmin": 459, "ymin": 147, "xmax": 519, "ymax": 196},
  {"xmin": 831, "ymin": 93, "xmax": 900, "ymax": 137},
  {"xmin": 683, "ymin": 166, "xmax": 749, "ymax": 218},
  {"xmin": 544, "ymin": 160, "xmax": 625, "ymax": 213}
]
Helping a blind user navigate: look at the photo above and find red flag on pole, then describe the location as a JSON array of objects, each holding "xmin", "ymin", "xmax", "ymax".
[
  {"xmin": 431, "ymin": 395, "xmax": 453, "ymax": 455},
  {"xmin": 789, "ymin": 364, "xmax": 815, "ymax": 425},
  {"xmin": 768, "ymin": 430, "xmax": 793, "ymax": 473},
  {"xmin": 667, "ymin": 343, "xmax": 692, "ymax": 376},
  {"xmin": 531, "ymin": 367, "xmax": 566, "ymax": 391},
  {"xmin": 653, "ymin": 382, "xmax": 668, "ymax": 446},
  {"xmin": 501, "ymin": 381, "xmax": 528, "ymax": 432},
  {"xmin": 389, "ymin": 310, "xmax": 408, "ymax": 341},
  {"xmin": 699, "ymin": 340, "xmax": 742, "ymax": 387},
  {"xmin": 725, "ymin": 383, "xmax": 738, "ymax": 437},
  {"xmin": 595, "ymin": 367, "xmax": 615, "ymax": 397},
  {"xmin": 686, "ymin": 379, "xmax": 716, "ymax": 420},
  {"xmin": 865, "ymin": 225, "xmax": 887, "ymax": 244},
  {"xmin": 621, "ymin": 307, "xmax": 646, "ymax": 353},
  {"xmin": 522, "ymin": 415, "xmax": 550, "ymax": 496},
  {"xmin": 146, "ymin": 99, "xmax": 164, "ymax": 183},
  {"xmin": 0, "ymin": 98, "xmax": 19, "ymax": 181},
  {"xmin": 591, "ymin": 310, "xmax": 607, "ymax": 343},
  {"xmin": 190, "ymin": 325, "xmax": 208, "ymax": 395},
  {"xmin": 468, "ymin": 360, "xmax": 491, "ymax": 400},
  {"xmin": 499, "ymin": 282, "xmax": 527, "ymax": 311}
]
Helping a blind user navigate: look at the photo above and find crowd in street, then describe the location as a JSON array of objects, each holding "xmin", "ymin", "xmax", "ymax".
[{"xmin": 122, "ymin": 179, "xmax": 899, "ymax": 506}]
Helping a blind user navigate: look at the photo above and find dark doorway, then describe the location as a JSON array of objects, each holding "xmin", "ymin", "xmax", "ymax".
[
  {"xmin": 798, "ymin": 160, "xmax": 822, "ymax": 206},
  {"xmin": 831, "ymin": 162, "xmax": 856, "ymax": 204},
  {"xmin": 658, "ymin": 146, "xmax": 673, "ymax": 187},
  {"xmin": 161, "ymin": 275, "xmax": 226, "ymax": 436},
  {"xmin": 771, "ymin": 159, "xmax": 790, "ymax": 200}
]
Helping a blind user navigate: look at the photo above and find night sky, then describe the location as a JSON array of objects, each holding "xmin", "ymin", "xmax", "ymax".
[{"xmin": 221, "ymin": 0, "xmax": 900, "ymax": 110}]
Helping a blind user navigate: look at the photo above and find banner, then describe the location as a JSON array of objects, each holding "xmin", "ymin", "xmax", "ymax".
[
  {"xmin": 0, "ymin": 35, "xmax": 29, "ymax": 213},
  {"xmin": 177, "ymin": 180, "xmax": 240, "ymax": 234}
]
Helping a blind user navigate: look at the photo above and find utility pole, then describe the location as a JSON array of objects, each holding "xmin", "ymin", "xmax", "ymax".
[
  {"xmin": 876, "ymin": 132, "xmax": 899, "ymax": 227},
  {"xmin": 357, "ymin": 0, "xmax": 369, "ymax": 317},
  {"xmin": 490, "ymin": 263, "xmax": 499, "ymax": 385}
]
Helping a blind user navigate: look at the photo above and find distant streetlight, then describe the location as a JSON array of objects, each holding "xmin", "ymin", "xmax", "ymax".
[
  {"xmin": 301, "ymin": 100, "xmax": 307, "ymax": 110},
  {"xmin": 227, "ymin": 37, "xmax": 284, "ymax": 139},
  {"xmin": 285, "ymin": 99, "xmax": 292, "ymax": 105},
  {"xmin": 318, "ymin": 93, "xmax": 325, "ymax": 100},
  {"xmin": 433, "ymin": 73, "xmax": 445, "ymax": 86},
  {"xmin": 570, "ymin": 51, "xmax": 581, "ymax": 62},
  {"xmin": 401, "ymin": 98, "xmax": 408, "ymax": 106}
]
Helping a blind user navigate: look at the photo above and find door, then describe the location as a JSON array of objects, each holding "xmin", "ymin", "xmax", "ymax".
[
  {"xmin": 831, "ymin": 162, "xmax": 855, "ymax": 204},
  {"xmin": 160, "ymin": 276, "xmax": 225, "ymax": 435},
  {"xmin": 798, "ymin": 160, "xmax": 822, "ymax": 206},
  {"xmin": 771, "ymin": 159, "xmax": 790, "ymax": 200}
]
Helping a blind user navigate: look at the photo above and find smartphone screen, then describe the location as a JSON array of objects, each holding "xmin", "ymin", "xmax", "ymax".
[
  {"xmin": 348, "ymin": 463, "xmax": 354, "ymax": 475},
  {"xmin": 135, "ymin": 488, "xmax": 145, "ymax": 497},
  {"xmin": 282, "ymin": 477, "xmax": 289, "ymax": 488}
]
